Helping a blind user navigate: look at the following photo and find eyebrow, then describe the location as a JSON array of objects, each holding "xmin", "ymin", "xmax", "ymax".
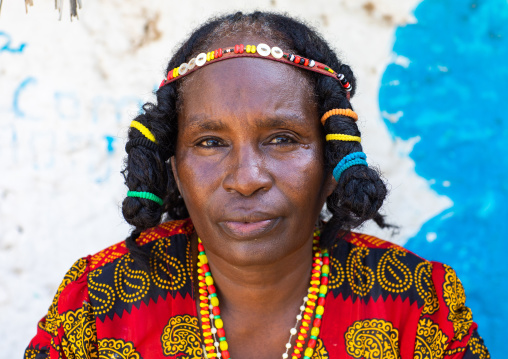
[
  {"xmin": 254, "ymin": 115, "xmax": 306, "ymax": 129},
  {"xmin": 185, "ymin": 115, "xmax": 228, "ymax": 132},
  {"xmin": 184, "ymin": 112, "xmax": 308, "ymax": 132}
]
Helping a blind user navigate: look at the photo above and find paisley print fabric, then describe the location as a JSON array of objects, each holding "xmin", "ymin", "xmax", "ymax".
[
  {"xmin": 24, "ymin": 218, "xmax": 489, "ymax": 358},
  {"xmin": 98, "ymin": 338, "xmax": 142, "ymax": 359},
  {"xmin": 59, "ymin": 303, "xmax": 97, "ymax": 359},
  {"xmin": 415, "ymin": 262, "xmax": 439, "ymax": 315},
  {"xmin": 161, "ymin": 315, "xmax": 203, "ymax": 358},
  {"xmin": 442, "ymin": 264, "xmax": 473, "ymax": 341},
  {"xmin": 312, "ymin": 338, "xmax": 328, "ymax": 359},
  {"xmin": 414, "ymin": 318, "xmax": 448, "ymax": 359},
  {"xmin": 345, "ymin": 319, "xmax": 400, "ymax": 359}
]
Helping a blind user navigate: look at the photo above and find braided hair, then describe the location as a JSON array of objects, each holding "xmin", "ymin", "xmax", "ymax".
[{"xmin": 122, "ymin": 11, "xmax": 389, "ymax": 262}]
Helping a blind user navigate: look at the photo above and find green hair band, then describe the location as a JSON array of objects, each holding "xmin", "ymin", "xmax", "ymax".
[{"xmin": 127, "ymin": 191, "xmax": 164, "ymax": 206}]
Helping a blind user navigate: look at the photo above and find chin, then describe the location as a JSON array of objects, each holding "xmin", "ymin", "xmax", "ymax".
[{"xmin": 215, "ymin": 234, "xmax": 309, "ymax": 267}]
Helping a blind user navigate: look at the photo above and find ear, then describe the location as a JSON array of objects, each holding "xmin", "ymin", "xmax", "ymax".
[
  {"xmin": 323, "ymin": 172, "xmax": 337, "ymax": 198},
  {"xmin": 170, "ymin": 156, "xmax": 182, "ymax": 194}
]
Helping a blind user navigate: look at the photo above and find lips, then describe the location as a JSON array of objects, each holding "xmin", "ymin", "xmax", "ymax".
[{"xmin": 219, "ymin": 216, "xmax": 280, "ymax": 239}]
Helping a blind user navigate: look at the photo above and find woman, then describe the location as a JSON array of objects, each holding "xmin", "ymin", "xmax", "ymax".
[{"xmin": 25, "ymin": 12, "xmax": 489, "ymax": 359}]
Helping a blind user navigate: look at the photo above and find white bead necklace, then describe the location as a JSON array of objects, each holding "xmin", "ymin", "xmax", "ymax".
[
  {"xmin": 202, "ymin": 290, "xmax": 313, "ymax": 359},
  {"xmin": 282, "ymin": 293, "xmax": 310, "ymax": 359}
]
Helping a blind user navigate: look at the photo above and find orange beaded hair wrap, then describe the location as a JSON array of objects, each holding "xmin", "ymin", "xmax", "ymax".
[{"xmin": 320, "ymin": 109, "xmax": 358, "ymax": 125}]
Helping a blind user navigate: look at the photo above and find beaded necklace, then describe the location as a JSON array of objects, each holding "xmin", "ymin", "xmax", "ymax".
[{"xmin": 196, "ymin": 233, "xmax": 330, "ymax": 359}]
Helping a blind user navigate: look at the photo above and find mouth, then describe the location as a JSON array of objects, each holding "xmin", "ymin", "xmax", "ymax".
[{"xmin": 219, "ymin": 217, "xmax": 280, "ymax": 239}]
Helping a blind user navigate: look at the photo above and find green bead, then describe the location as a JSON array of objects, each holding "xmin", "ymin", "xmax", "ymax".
[
  {"xmin": 319, "ymin": 293, "xmax": 326, "ymax": 297},
  {"xmin": 199, "ymin": 251, "xmax": 205, "ymax": 256},
  {"xmin": 304, "ymin": 356, "xmax": 310, "ymax": 359},
  {"xmin": 205, "ymin": 272, "xmax": 211, "ymax": 276},
  {"xmin": 316, "ymin": 314, "xmax": 322, "ymax": 319},
  {"xmin": 214, "ymin": 315, "xmax": 220, "ymax": 319},
  {"xmin": 210, "ymin": 293, "xmax": 217, "ymax": 298},
  {"xmin": 310, "ymin": 335, "xmax": 317, "ymax": 340},
  {"xmin": 323, "ymin": 273, "xmax": 329, "ymax": 277},
  {"xmin": 219, "ymin": 337, "xmax": 226, "ymax": 341}
]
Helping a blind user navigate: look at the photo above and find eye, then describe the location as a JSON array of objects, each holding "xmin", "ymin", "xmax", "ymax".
[
  {"xmin": 269, "ymin": 135, "xmax": 297, "ymax": 145},
  {"xmin": 196, "ymin": 137, "xmax": 226, "ymax": 148}
]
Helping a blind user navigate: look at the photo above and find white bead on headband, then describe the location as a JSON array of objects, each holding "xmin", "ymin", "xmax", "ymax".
[{"xmin": 159, "ymin": 43, "xmax": 353, "ymax": 97}]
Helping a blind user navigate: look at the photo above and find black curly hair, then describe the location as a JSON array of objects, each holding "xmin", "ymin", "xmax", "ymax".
[{"xmin": 122, "ymin": 11, "xmax": 390, "ymax": 263}]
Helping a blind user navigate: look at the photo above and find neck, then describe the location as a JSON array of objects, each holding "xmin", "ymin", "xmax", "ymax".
[
  {"xmin": 200, "ymin": 235, "xmax": 314, "ymax": 315},
  {"xmin": 192, "ymin": 232, "xmax": 325, "ymax": 359}
]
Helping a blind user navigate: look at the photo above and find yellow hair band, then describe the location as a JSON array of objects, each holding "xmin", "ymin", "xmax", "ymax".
[
  {"xmin": 326, "ymin": 134, "xmax": 361, "ymax": 142},
  {"xmin": 320, "ymin": 108, "xmax": 358, "ymax": 125},
  {"xmin": 130, "ymin": 120, "xmax": 158, "ymax": 144}
]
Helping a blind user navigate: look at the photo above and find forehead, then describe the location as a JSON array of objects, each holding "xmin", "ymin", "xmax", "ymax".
[
  {"xmin": 177, "ymin": 38, "xmax": 317, "ymax": 126},
  {"xmin": 186, "ymin": 58, "xmax": 312, "ymax": 103}
]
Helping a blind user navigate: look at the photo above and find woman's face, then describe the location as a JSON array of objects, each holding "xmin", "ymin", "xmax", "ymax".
[{"xmin": 173, "ymin": 42, "xmax": 335, "ymax": 266}]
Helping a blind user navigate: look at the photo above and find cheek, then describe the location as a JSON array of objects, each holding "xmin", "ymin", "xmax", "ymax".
[
  {"xmin": 175, "ymin": 144, "xmax": 327, "ymax": 215},
  {"xmin": 270, "ymin": 146, "xmax": 326, "ymax": 204},
  {"xmin": 175, "ymin": 150, "xmax": 231, "ymax": 218}
]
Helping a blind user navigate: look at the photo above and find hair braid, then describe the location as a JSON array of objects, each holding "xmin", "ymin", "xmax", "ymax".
[
  {"xmin": 122, "ymin": 84, "xmax": 187, "ymax": 261},
  {"xmin": 318, "ymin": 76, "xmax": 389, "ymax": 247}
]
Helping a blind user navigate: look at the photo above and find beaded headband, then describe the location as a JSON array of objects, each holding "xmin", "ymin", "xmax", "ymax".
[{"xmin": 158, "ymin": 43, "xmax": 352, "ymax": 100}]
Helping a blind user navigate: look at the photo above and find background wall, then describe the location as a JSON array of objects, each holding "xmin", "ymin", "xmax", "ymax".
[{"xmin": 0, "ymin": 0, "xmax": 505, "ymax": 357}]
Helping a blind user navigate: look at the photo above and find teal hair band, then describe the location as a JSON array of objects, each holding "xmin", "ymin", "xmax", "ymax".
[
  {"xmin": 333, "ymin": 152, "xmax": 368, "ymax": 181},
  {"xmin": 127, "ymin": 191, "xmax": 164, "ymax": 206}
]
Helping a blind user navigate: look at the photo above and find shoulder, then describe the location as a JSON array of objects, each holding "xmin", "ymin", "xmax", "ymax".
[
  {"xmin": 332, "ymin": 231, "xmax": 429, "ymax": 271},
  {"xmin": 85, "ymin": 218, "xmax": 194, "ymax": 318},
  {"xmin": 49, "ymin": 218, "xmax": 194, "ymax": 309},
  {"xmin": 327, "ymin": 232, "xmax": 490, "ymax": 358},
  {"xmin": 25, "ymin": 219, "xmax": 195, "ymax": 357},
  {"xmin": 328, "ymin": 231, "xmax": 434, "ymax": 307},
  {"xmin": 89, "ymin": 218, "xmax": 193, "ymax": 271},
  {"xmin": 50, "ymin": 218, "xmax": 194, "ymax": 318},
  {"xmin": 342, "ymin": 231, "xmax": 406, "ymax": 250}
]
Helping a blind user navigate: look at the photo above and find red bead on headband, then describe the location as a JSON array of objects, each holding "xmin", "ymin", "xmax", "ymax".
[{"xmin": 159, "ymin": 43, "xmax": 352, "ymax": 99}]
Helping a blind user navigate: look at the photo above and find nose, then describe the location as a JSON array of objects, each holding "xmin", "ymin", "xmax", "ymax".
[{"xmin": 222, "ymin": 144, "xmax": 273, "ymax": 197}]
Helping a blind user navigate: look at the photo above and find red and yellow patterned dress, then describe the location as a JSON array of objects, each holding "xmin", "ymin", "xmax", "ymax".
[{"xmin": 24, "ymin": 219, "xmax": 490, "ymax": 359}]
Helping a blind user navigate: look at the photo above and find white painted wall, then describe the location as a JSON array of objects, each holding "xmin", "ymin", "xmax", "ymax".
[{"xmin": 0, "ymin": 0, "xmax": 450, "ymax": 356}]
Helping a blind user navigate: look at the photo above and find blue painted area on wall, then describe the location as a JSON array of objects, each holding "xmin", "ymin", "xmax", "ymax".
[
  {"xmin": 104, "ymin": 135, "xmax": 116, "ymax": 153},
  {"xmin": 0, "ymin": 31, "xmax": 26, "ymax": 53},
  {"xmin": 13, "ymin": 77, "xmax": 38, "ymax": 118},
  {"xmin": 380, "ymin": 0, "xmax": 508, "ymax": 356}
]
